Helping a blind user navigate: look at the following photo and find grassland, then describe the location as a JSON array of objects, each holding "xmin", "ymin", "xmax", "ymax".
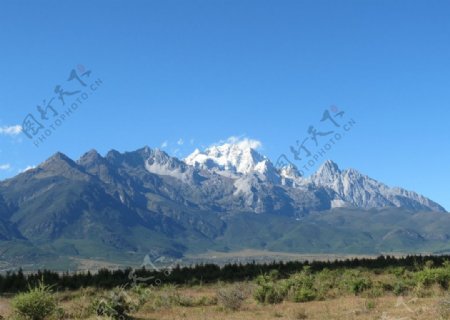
[
  {"xmin": 4, "ymin": 259, "xmax": 450, "ymax": 319},
  {"xmin": 1, "ymin": 283, "xmax": 450, "ymax": 319}
]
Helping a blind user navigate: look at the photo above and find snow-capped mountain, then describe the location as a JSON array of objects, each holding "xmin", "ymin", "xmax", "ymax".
[
  {"xmin": 185, "ymin": 140, "xmax": 445, "ymax": 213},
  {"xmin": 307, "ymin": 160, "xmax": 445, "ymax": 212},
  {"xmin": 0, "ymin": 139, "xmax": 445, "ymax": 236},
  {"xmin": 0, "ymin": 138, "xmax": 446, "ymax": 267}
]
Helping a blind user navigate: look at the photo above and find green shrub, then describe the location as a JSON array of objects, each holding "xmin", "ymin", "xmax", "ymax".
[
  {"xmin": 389, "ymin": 266, "xmax": 406, "ymax": 277},
  {"xmin": 286, "ymin": 268, "xmax": 317, "ymax": 302},
  {"xmin": 314, "ymin": 269, "xmax": 339, "ymax": 299},
  {"xmin": 291, "ymin": 286, "xmax": 316, "ymax": 303},
  {"xmin": 415, "ymin": 266, "xmax": 450, "ymax": 289},
  {"xmin": 393, "ymin": 280, "xmax": 408, "ymax": 296},
  {"xmin": 339, "ymin": 270, "xmax": 372, "ymax": 295},
  {"xmin": 254, "ymin": 274, "xmax": 287, "ymax": 304},
  {"xmin": 12, "ymin": 280, "xmax": 57, "ymax": 320}
]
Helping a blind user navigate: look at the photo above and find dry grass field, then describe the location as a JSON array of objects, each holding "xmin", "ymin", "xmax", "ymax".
[
  {"xmin": 1, "ymin": 281, "xmax": 450, "ymax": 319},
  {"xmin": 4, "ymin": 260, "xmax": 450, "ymax": 319}
]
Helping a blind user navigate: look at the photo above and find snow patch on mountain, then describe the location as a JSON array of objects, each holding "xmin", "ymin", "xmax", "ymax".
[
  {"xmin": 145, "ymin": 149, "xmax": 193, "ymax": 181},
  {"xmin": 279, "ymin": 164, "xmax": 305, "ymax": 187}
]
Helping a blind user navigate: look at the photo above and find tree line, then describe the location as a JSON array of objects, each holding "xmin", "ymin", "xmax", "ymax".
[{"xmin": 1, "ymin": 254, "xmax": 449, "ymax": 293}]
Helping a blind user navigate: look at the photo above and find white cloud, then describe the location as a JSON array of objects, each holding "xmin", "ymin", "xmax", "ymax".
[
  {"xmin": 0, "ymin": 164, "xmax": 11, "ymax": 171},
  {"xmin": 20, "ymin": 165, "xmax": 35, "ymax": 173},
  {"xmin": 177, "ymin": 138, "xmax": 184, "ymax": 146},
  {"xmin": 161, "ymin": 141, "xmax": 168, "ymax": 148},
  {"xmin": 211, "ymin": 136, "xmax": 262, "ymax": 150},
  {"xmin": 0, "ymin": 125, "xmax": 22, "ymax": 136}
]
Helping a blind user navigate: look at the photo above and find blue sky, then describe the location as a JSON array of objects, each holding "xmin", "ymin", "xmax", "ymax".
[{"xmin": 0, "ymin": 0, "xmax": 450, "ymax": 209}]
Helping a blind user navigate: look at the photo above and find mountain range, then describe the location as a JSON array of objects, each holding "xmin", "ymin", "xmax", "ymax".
[{"xmin": 0, "ymin": 139, "xmax": 448, "ymax": 270}]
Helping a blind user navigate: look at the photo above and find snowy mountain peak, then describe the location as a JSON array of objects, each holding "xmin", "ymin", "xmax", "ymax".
[
  {"xmin": 312, "ymin": 160, "xmax": 341, "ymax": 184},
  {"xmin": 185, "ymin": 138, "xmax": 269, "ymax": 175},
  {"xmin": 146, "ymin": 148, "xmax": 188, "ymax": 171},
  {"xmin": 279, "ymin": 164, "xmax": 302, "ymax": 180},
  {"xmin": 307, "ymin": 161, "xmax": 446, "ymax": 212}
]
